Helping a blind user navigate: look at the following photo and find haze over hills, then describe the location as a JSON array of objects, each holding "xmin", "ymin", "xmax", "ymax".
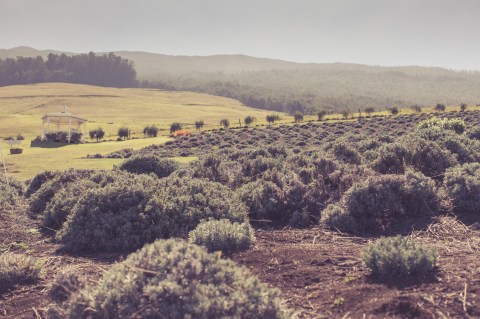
[
  {"xmin": 0, "ymin": 46, "xmax": 311, "ymax": 75},
  {"xmin": 2, "ymin": 46, "xmax": 480, "ymax": 114},
  {"xmin": 1, "ymin": 46, "xmax": 467, "ymax": 77}
]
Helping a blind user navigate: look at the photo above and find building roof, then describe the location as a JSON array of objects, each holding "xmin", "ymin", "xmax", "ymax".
[{"xmin": 42, "ymin": 108, "xmax": 88, "ymax": 125}]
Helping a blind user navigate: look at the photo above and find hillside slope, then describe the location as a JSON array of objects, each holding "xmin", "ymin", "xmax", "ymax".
[
  {"xmin": 2, "ymin": 47, "xmax": 480, "ymax": 113},
  {"xmin": 0, "ymin": 83, "xmax": 278, "ymax": 139}
]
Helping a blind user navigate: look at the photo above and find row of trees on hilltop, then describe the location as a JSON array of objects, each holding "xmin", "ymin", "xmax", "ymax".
[{"xmin": 0, "ymin": 52, "xmax": 137, "ymax": 88}]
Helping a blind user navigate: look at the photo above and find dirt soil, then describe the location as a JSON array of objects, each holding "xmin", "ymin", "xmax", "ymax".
[{"xmin": 1, "ymin": 206, "xmax": 479, "ymax": 319}]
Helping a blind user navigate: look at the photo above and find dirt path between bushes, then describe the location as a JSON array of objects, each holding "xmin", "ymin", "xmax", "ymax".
[
  {"xmin": 1, "ymin": 209, "xmax": 479, "ymax": 319},
  {"xmin": 233, "ymin": 223, "xmax": 480, "ymax": 319}
]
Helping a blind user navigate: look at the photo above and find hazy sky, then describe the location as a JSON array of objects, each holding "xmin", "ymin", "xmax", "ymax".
[{"xmin": 1, "ymin": 0, "xmax": 479, "ymax": 70}]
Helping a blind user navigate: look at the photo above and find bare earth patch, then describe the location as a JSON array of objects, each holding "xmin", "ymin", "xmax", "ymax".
[
  {"xmin": 233, "ymin": 220, "xmax": 480, "ymax": 319},
  {"xmin": 1, "ymin": 206, "xmax": 479, "ymax": 319}
]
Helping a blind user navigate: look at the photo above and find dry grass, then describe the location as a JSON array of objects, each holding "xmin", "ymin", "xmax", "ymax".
[
  {"xmin": 1, "ymin": 83, "xmax": 275, "ymax": 179},
  {"xmin": 0, "ymin": 136, "xmax": 194, "ymax": 180},
  {"xmin": 0, "ymin": 83, "xmax": 282, "ymax": 139}
]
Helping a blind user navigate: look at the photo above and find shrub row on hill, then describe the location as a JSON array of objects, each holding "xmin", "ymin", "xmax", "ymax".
[
  {"xmin": 322, "ymin": 171, "xmax": 441, "ymax": 233},
  {"xmin": 0, "ymin": 177, "xmax": 24, "ymax": 212},
  {"xmin": 444, "ymin": 162, "xmax": 480, "ymax": 215},
  {"xmin": 117, "ymin": 111, "xmax": 480, "ymax": 159},
  {"xmin": 119, "ymin": 154, "xmax": 179, "ymax": 178},
  {"xmin": 26, "ymin": 112, "xmax": 480, "ymax": 247},
  {"xmin": 47, "ymin": 240, "xmax": 290, "ymax": 319},
  {"xmin": 29, "ymin": 169, "xmax": 97, "ymax": 216},
  {"xmin": 36, "ymin": 170, "xmax": 248, "ymax": 253},
  {"xmin": 175, "ymin": 147, "xmax": 374, "ymax": 226}
]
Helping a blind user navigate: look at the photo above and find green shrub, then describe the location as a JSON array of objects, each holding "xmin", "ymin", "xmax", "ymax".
[
  {"xmin": 51, "ymin": 240, "xmax": 290, "ymax": 319},
  {"xmin": 322, "ymin": 163, "xmax": 375, "ymax": 203},
  {"xmin": 220, "ymin": 118, "xmax": 230, "ymax": 128},
  {"xmin": 467, "ymin": 127, "xmax": 480, "ymax": 140},
  {"xmin": 446, "ymin": 118, "xmax": 467, "ymax": 134},
  {"xmin": 277, "ymin": 173, "xmax": 325, "ymax": 226},
  {"xmin": 416, "ymin": 127, "xmax": 480, "ymax": 164},
  {"xmin": 56, "ymin": 176, "xmax": 159, "ymax": 253},
  {"xmin": 293, "ymin": 112, "xmax": 304, "ymax": 123},
  {"xmin": 144, "ymin": 178, "xmax": 248, "ymax": 239},
  {"xmin": 29, "ymin": 169, "xmax": 95, "ymax": 216},
  {"xmin": 244, "ymin": 115, "xmax": 256, "ymax": 126},
  {"xmin": 406, "ymin": 138, "xmax": 458, "ymax": 177},
  {"xmin": 238, "ymin": 167, "xmax": 327, "ymax": 227},
  {"xmin": 57, "ymin": 177, "xmax": 247, "ymax": 253},
  {"xmin": 143, "ymin": 125, "xmax": 159, "ymax": 137},
  {"xmin": 434, "ymin": 103, "xmax": 446, "ymax": 112},
  {"xmin": 331, "ymin": 142, "xmax": 361, "ymax": 165},
  {"xmin": 410, "ymin": 105, "xmax": 422, "ymax": 113},
  {"xmin": 371, "ymin": 137, "xmax": 457, "ymax": 177},
  {"xmin": 444, "ymin": 163, "xmax": 480, "ymax": 215},
  {"xmin": 119, "ymin": 154, "xmax": 179, "ymax": 178},
  {"xmin": 323, "ymin": 171, "xmax": 440, "ymax": 233},
  {"xmin": 0, "ymin": 253, "xmax": 42, "ymax": 293},
  {"xmin": 418, "ymin": 116, "xmax": 466, "ymax": 134},
  {"xmin": 88, "ymin": 128, "xmax": 105, "ymax": 142},
  {"xmin": 191, "ymin": 155, "xmax": 232, "ymax": 185},
  {"xmin": 321, "ymin": 204, "xmax": 358, "ymax": 231},
  {"xmin": 317, "ymin": 110, "xmax": 327, "ymax": 121},
  {"xmin": 238, "ymin": 179, "xmax": 284, "ymax": 222},
  {"xmin": 117, "ymin": 126, "xmax": 130, "ymax": 140},
  {"xmin": 0, "ymin": 177, "xmax": 23, "ymax": 211},
  {"xmin": 195, "ymin": 120, "xmax": 204, "ymax": 131},
  {"xmin": 87, "ymin": 169, "xmax": 134, "ymax": 186},
  {"xmin": 363, "ymin": 236, "xmax": 437, "ymax": 277},
  {"xmin": 1, "ymin": 176, "xmax": 25, "ymax": 196},
  {"xmin": 266, "ymin": 114, "xmax": 280, "ymax": 124},
  {"xmin": 240, "ymin": 156, "xmax": 284, "ymax": 178},
  {"xmin": 189, "ymin": 219, "xmax": 255, "ymax": 255},
  {"xmin": 49, "ymin": 268, "xmax": 85, "ymax": 304},
  {"xmin": 43, "ymin": 179, "xmax": 99, "ymax": 230},
  {"xmin": 170, "ymin": 122, "xmax": 182, "ymax": 133},
  {"xmin": 437, "ymin": 134, "xmax": 480, "ymax": 164},
  {"xmin": 26, "ymin": 171, "xmax": 57, "ymax": 197}
]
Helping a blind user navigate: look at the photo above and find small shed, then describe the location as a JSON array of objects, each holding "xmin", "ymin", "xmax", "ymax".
[{"xmin": 41, "ymin": 106, "xmax": 88, "ymax": 143}]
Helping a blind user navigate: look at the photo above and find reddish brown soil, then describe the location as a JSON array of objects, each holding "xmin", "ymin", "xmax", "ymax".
[
  {"xmin": 233, "ymin": 221, "xmax": 480, "ymax": 319},
  {"xmin": 1, "ymin": 206, "xmax": 479, "ymax": 319}
]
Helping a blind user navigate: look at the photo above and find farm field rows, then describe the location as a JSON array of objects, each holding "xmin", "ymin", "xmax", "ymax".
[{"xmin": 1, "ymin": 84, "xmax": 480, "ymax": 319}]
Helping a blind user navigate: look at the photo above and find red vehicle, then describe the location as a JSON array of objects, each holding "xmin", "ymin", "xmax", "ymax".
[{"xmin": 172, "ymin": 130, "xmax": 192, "ymax": 137}]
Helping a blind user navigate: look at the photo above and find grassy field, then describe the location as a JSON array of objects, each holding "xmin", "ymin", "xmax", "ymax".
[
  {"xmin": 0, "ymin": 136, "xmax": 198, "ymax": 180},
  {"xmin": 0, "ymin": 83, "xmax": 284, "ymax": 140},
  {"xmin": 1, "ymin": 83, "xmax": 284, "ymax": 179}
]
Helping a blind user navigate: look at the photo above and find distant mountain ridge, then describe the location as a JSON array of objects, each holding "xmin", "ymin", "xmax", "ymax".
[
  {"xmin": 0, "ymin": 46, "xmax": 467, "ymax": 77},
  {"xmin": 1, "ymin": 46, "xmax": 312, "ymax": 76},
  {"xmin": 2, "ymin": 46, "xmax": 480, "ymax": 114}
]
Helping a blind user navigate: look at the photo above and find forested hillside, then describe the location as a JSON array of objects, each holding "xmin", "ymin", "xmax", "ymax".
[
  {"xmin": 0, "ymin": 52, "xmax": 137, "ymax": 88},
  {"xmin": 141, "ymin": 67, "xmax": 480, "ymax": 114},
  {"xmin": 2, "ymin": 47, "xmax": 480, "ymax": 113}
]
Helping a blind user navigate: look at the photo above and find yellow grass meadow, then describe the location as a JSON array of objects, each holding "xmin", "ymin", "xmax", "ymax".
[
  {"xmin": 0, "ymin": 136, "xmax": 199, "ymax": 180},
  {"xmin": 0, "ymin": 83, "xmax": 281, "ymax": 179},
  {"xmin": 0, "ymin": 83, "xmax": 280, "ymax": 139}
]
